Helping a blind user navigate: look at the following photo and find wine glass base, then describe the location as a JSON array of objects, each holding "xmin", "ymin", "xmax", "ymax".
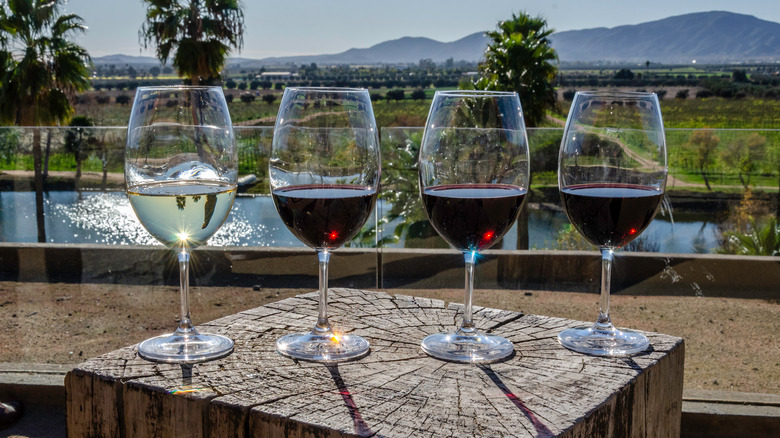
[
  {"xmin": 421, "ymin": 331, "xmax": 514, "ymax": 363},
  {"xmin": 558, "ymin": 326, "xmax": 649, "ymax": 356},
  {"xmin": 276, "ymin": 332, "xmax": 370, "ymax": 362},
  {"xmin": 137, "ymin": 332, "xmax": 234, "ymax": 364}
]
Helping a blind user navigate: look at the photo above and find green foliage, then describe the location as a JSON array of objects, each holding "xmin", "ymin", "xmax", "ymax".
[
  {"xmin": 140, "ymin": 0, "xmax": 244, "ymax": 85},
  {"xmin": 0, "ymin": 0, "xmax": 92, "ymax": 125},
  {"xmin": 732, "ymin": 69, "xmax": 749, "ymax": 83},
  {"xmin": 720, "ymin": 216, "xmax": 780, "ymax": 256},
  {"xmin": 687, "ymin": 130, "xmax": 719, "ymax": 190},
  {"xmin": 365, "ymin": 128, "xmax": 440, "ymax": 248},
  {"xmin": 553, "ymin": 224, "xmax": 592, "ymax": 251},
  {"xmin": 528, "ymin": 128, "xmax": 563, "ymax": 176},
  {"xmin": 661, "ymin": 98, "xmax": 780, "ymax": 129},
  {"xmin": 471, "ymin": 12, "xmax": 558, "ymax": 127},
  {"xmin": 719, "ymin": 133, "xmax": 766, "ymax": 188},
  {"xmin": 410, "ymin": 88, "xmax": 426, "ymax": 101},
  {"xmin": 261, "ymin": 93, "xmax": 276, "ymax": 105},
  {"xmin": 614, "ymin": 69, "xmax": 634, "ymax": 80},
  {"xmin": 64, "ymin": 116, "xmax": 95, "ymax": 178},
  {"xmin": 0, "ymin": 128, "xmax": 20, "ymax": 164},
  {"xmin": 386, "ymin": 89, "xmax": 405, "ymax": 102}
]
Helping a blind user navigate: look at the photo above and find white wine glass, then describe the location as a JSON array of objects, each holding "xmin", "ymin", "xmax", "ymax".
[
  {"xmin": 558, "ymin": 91, "xmax": 667, "ymax": 356},
  {"xmin": 419, "ymin": 90, "xmax": 530, "ymax": 363},
  {"xmin": 125, "ymin": 86, "xmax": 238, "ymax": 363},
  {"xmin": 271, "ymin": 87, "xmax": 380, "ymax": 362}
]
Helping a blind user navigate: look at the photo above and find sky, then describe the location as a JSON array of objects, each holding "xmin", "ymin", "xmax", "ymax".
[{"xmin": 67, "ymin": 0, "xmax": 780, "ymax": 59}]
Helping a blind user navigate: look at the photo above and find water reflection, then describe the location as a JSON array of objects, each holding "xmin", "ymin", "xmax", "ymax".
[
  {"xmin": 0, "ymin": 191, "xmax": 277, "ymax": 247},
  {"xmin": 0, "ymin": 191, "xmax": 722, "ymax": 253}
]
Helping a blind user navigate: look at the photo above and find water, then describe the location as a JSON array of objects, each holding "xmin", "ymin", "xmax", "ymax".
[{"xmin": 0, "ymin": 191, "xmax": 722, "ymax": 253}]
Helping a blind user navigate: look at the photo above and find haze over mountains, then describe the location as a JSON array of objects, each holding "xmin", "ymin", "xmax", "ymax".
[{"xmin": 94, "ymin": 11, "xmax": 780, "ymax": 67}]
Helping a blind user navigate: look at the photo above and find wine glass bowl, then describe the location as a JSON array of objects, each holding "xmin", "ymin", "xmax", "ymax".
[
  {"xmin": 419, "ymin": 90, "xmax": 529, "ymax": 363},
  {"xmin": 558, "ymin": 91, "xmax": 667, "ymax": 356},
  {"xmin": 125, "ymin": 86, "xmax": 237, "ymax": 363},
  {"xmin": 271, "ymin": 87, "xmax": 380, "ymax": 362}
]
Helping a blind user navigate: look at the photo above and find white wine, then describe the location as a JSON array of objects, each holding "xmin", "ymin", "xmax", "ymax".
[{"xmin": 128, "ymin": 181, "xmax": 236, "ymax": 249}]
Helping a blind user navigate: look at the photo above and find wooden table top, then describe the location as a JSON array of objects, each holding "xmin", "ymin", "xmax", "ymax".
[{"xmin": 66, "ymin": 288, "xmax": 684, "ymax": 437}]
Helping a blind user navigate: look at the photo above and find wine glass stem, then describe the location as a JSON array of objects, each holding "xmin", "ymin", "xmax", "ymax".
[
  {"xmin": 315, "ymin": 250, "xmax": 332, "ymax": 334},
  {"xmin": 597, "ymin": 248, "xmax": 614, "ymax": 328},
  {"xmin": 460, "ymin": 251, "xmax": 477, "ymax": 334},
  {"xmin": 176, "ymin": 248, "xmax": 195, "ymax": 335}
]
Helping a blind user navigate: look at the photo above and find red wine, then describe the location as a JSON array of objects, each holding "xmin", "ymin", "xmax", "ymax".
[
  {"xmin": 561, "ymin": 183, "xmax": 663, "ymax": 249},
  {"xmin": 272, "ymin": 184, "xmax": 377, "ymax": 249},
  {"xmin": 422, "ymin": 184, "xmax": 527, "ymax": 252}
]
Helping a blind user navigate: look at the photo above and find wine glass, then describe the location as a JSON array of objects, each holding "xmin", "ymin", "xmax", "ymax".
[
  {"xmin": 419, "ymin": 90, "xmax": 529, "ymax": 363},
  {"xmin": 125, "ymin": 86, "xmax": 238, "ymax": 363},
  {"xmin": 271, "ymin": 87, "xmax": 380, "ymax": 362},
  {"xmin": 558, "ymin": 91, "xmax": 667, "ymax": 356}
]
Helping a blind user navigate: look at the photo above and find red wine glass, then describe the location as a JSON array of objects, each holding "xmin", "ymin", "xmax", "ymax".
[
  {"xmin": 419, "ymin": 90, "xmax": 529, "ymax": 363},
  {"xmin": 558, "ymin": 91, "xmax": 668, "ymax": 356},
  {"xmin": 271, "ymin": 87, "xmax": 380, "ymax": 362}
]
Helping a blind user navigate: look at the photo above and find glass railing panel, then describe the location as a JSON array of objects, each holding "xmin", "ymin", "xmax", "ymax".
[{"xmin": 0, "ymin": 125, "xmax": 776, "ymax": 398}]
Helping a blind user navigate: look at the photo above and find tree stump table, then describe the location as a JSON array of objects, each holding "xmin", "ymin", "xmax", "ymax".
[{"xmin": 66, "ymin": 289, "xmax": 684, "ymax": 437}]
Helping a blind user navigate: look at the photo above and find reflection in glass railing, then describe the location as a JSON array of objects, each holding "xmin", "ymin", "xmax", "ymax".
[
  {"xmin": 0, "ymin": 127, "xmax": 777, "ymax": 399},
  {"xmin": 0, "ymin": 126, "xmax": 777, "ymax": 255}
]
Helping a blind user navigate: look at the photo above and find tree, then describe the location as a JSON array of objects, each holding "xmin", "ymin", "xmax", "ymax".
[
  {"xmin": 410, "ymin": 88, "xmax": 426, "ymax": 101},
  {"xmin": 471, "ymin": 12, "xmax": 558, "ymax": 127},
  {"xmin": 139, "ymin": 0, "xmax": 245, "ymax": 85},
  {"xmin": 732, "ymin": 69, "xmax": 749, "ymax": 83},
  {"xmin": 614, "ymin": 68, "xmax": 634, "ymax": 80},
  {"xmin": 0, "ymin": 127, "xmax": 20, "ymax": 165},
  {"xmin": 64, "ymin": 116, "xmax": 95, "ymax": 189},
  {"xmin": 149, "ymin": 66, "xmax": 161, "ymax": 77},
  {"xmin": 261, "ymin": 93, "xmax": 276, "ymax": 105},
  {"xmin": 386, "ymin": 89, "xmax": 405, "ymax": 102},
  {"xmin": 688, "ymin": 130, "xmax": 719, "ymax": 191},
  {"xmin": 721, "ymin": 133, "xmax": 766, "ymax": 189},
  {"xmin": 0, "ymin": 0, "xmax": 92, "ymax": 243}
]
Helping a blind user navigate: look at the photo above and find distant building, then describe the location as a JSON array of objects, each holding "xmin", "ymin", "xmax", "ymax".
[{"xmin": 257, "ymin": 72, "xmax": 298, "ymax": 80}]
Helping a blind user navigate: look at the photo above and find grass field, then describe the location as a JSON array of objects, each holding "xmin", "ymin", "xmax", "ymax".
[{"xmin": 66, "ymin": 91, "xmax": 780, "ymax": 194}]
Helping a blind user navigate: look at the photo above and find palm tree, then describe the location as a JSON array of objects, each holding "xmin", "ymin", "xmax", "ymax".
[
  {"xmin": 472, "ymin": 12, "xmax": 558, "ymax": 128},
  {"xmin": 0, "ymin": 0, "xmax": 92, "ymax": 242},
  {"xmin": 471, "ymin": 13, "xmax": 558, "ymax": 252},
  {"xmin": 140, "ymin": 0, "xmax": 244, "ymax": 85}
]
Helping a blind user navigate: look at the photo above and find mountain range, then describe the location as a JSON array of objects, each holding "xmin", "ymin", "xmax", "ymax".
[{"xmin": 93, "ymin": 11, "xmax": 780, "ymax": 67}]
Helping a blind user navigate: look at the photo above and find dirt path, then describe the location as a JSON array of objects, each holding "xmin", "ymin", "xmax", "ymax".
[
  {"xmin": 235, "ymin": 115, "xmax": 276, "ymax": 126},
  {"xmin": 1, "ymin": 170, "xmax": 125, "ymax": 184},
  {"xmin": 546, "ymin": 114, "xmax": 695, "ymax": 189}
]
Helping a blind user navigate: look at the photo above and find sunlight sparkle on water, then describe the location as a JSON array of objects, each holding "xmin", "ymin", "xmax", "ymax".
[{"xmin": 49, "ymin": 192, "xmax": 264, "ymax": 247}]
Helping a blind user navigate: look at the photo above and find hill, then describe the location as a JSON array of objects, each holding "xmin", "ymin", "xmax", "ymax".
[
  {"xmin": 237, "ymin": 33, "xmax": 489, "ymax": 67},
  {"xmin": 93, "ymin": 11, "xmax": 780, "ymax": 67},
  {"xmin": 551, "ymin": 11, "xmax": 780, "ymax": 63}
]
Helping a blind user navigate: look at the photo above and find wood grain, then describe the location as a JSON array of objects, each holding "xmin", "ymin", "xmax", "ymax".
[{"xmin": 66, "ymin": 288, "xmax": 684, "ymax": 437}]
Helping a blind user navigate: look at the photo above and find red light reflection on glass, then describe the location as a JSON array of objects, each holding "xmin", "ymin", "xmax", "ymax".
[
  {"xmin": 629, "ymin": 228, "xmax": 637, "ymax": 235},
  {"xmin": 328, "ymin": 230, "xmax": 339, "ymax": 240},
  {"xmin": 482, "ymin": 231, "xmax": 495, "ymax": 241}
]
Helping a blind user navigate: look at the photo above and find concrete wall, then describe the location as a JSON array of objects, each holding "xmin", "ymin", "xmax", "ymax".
[{"xmin": 1, "ymin": 243, "xmax": 777, "ymax": 299}]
